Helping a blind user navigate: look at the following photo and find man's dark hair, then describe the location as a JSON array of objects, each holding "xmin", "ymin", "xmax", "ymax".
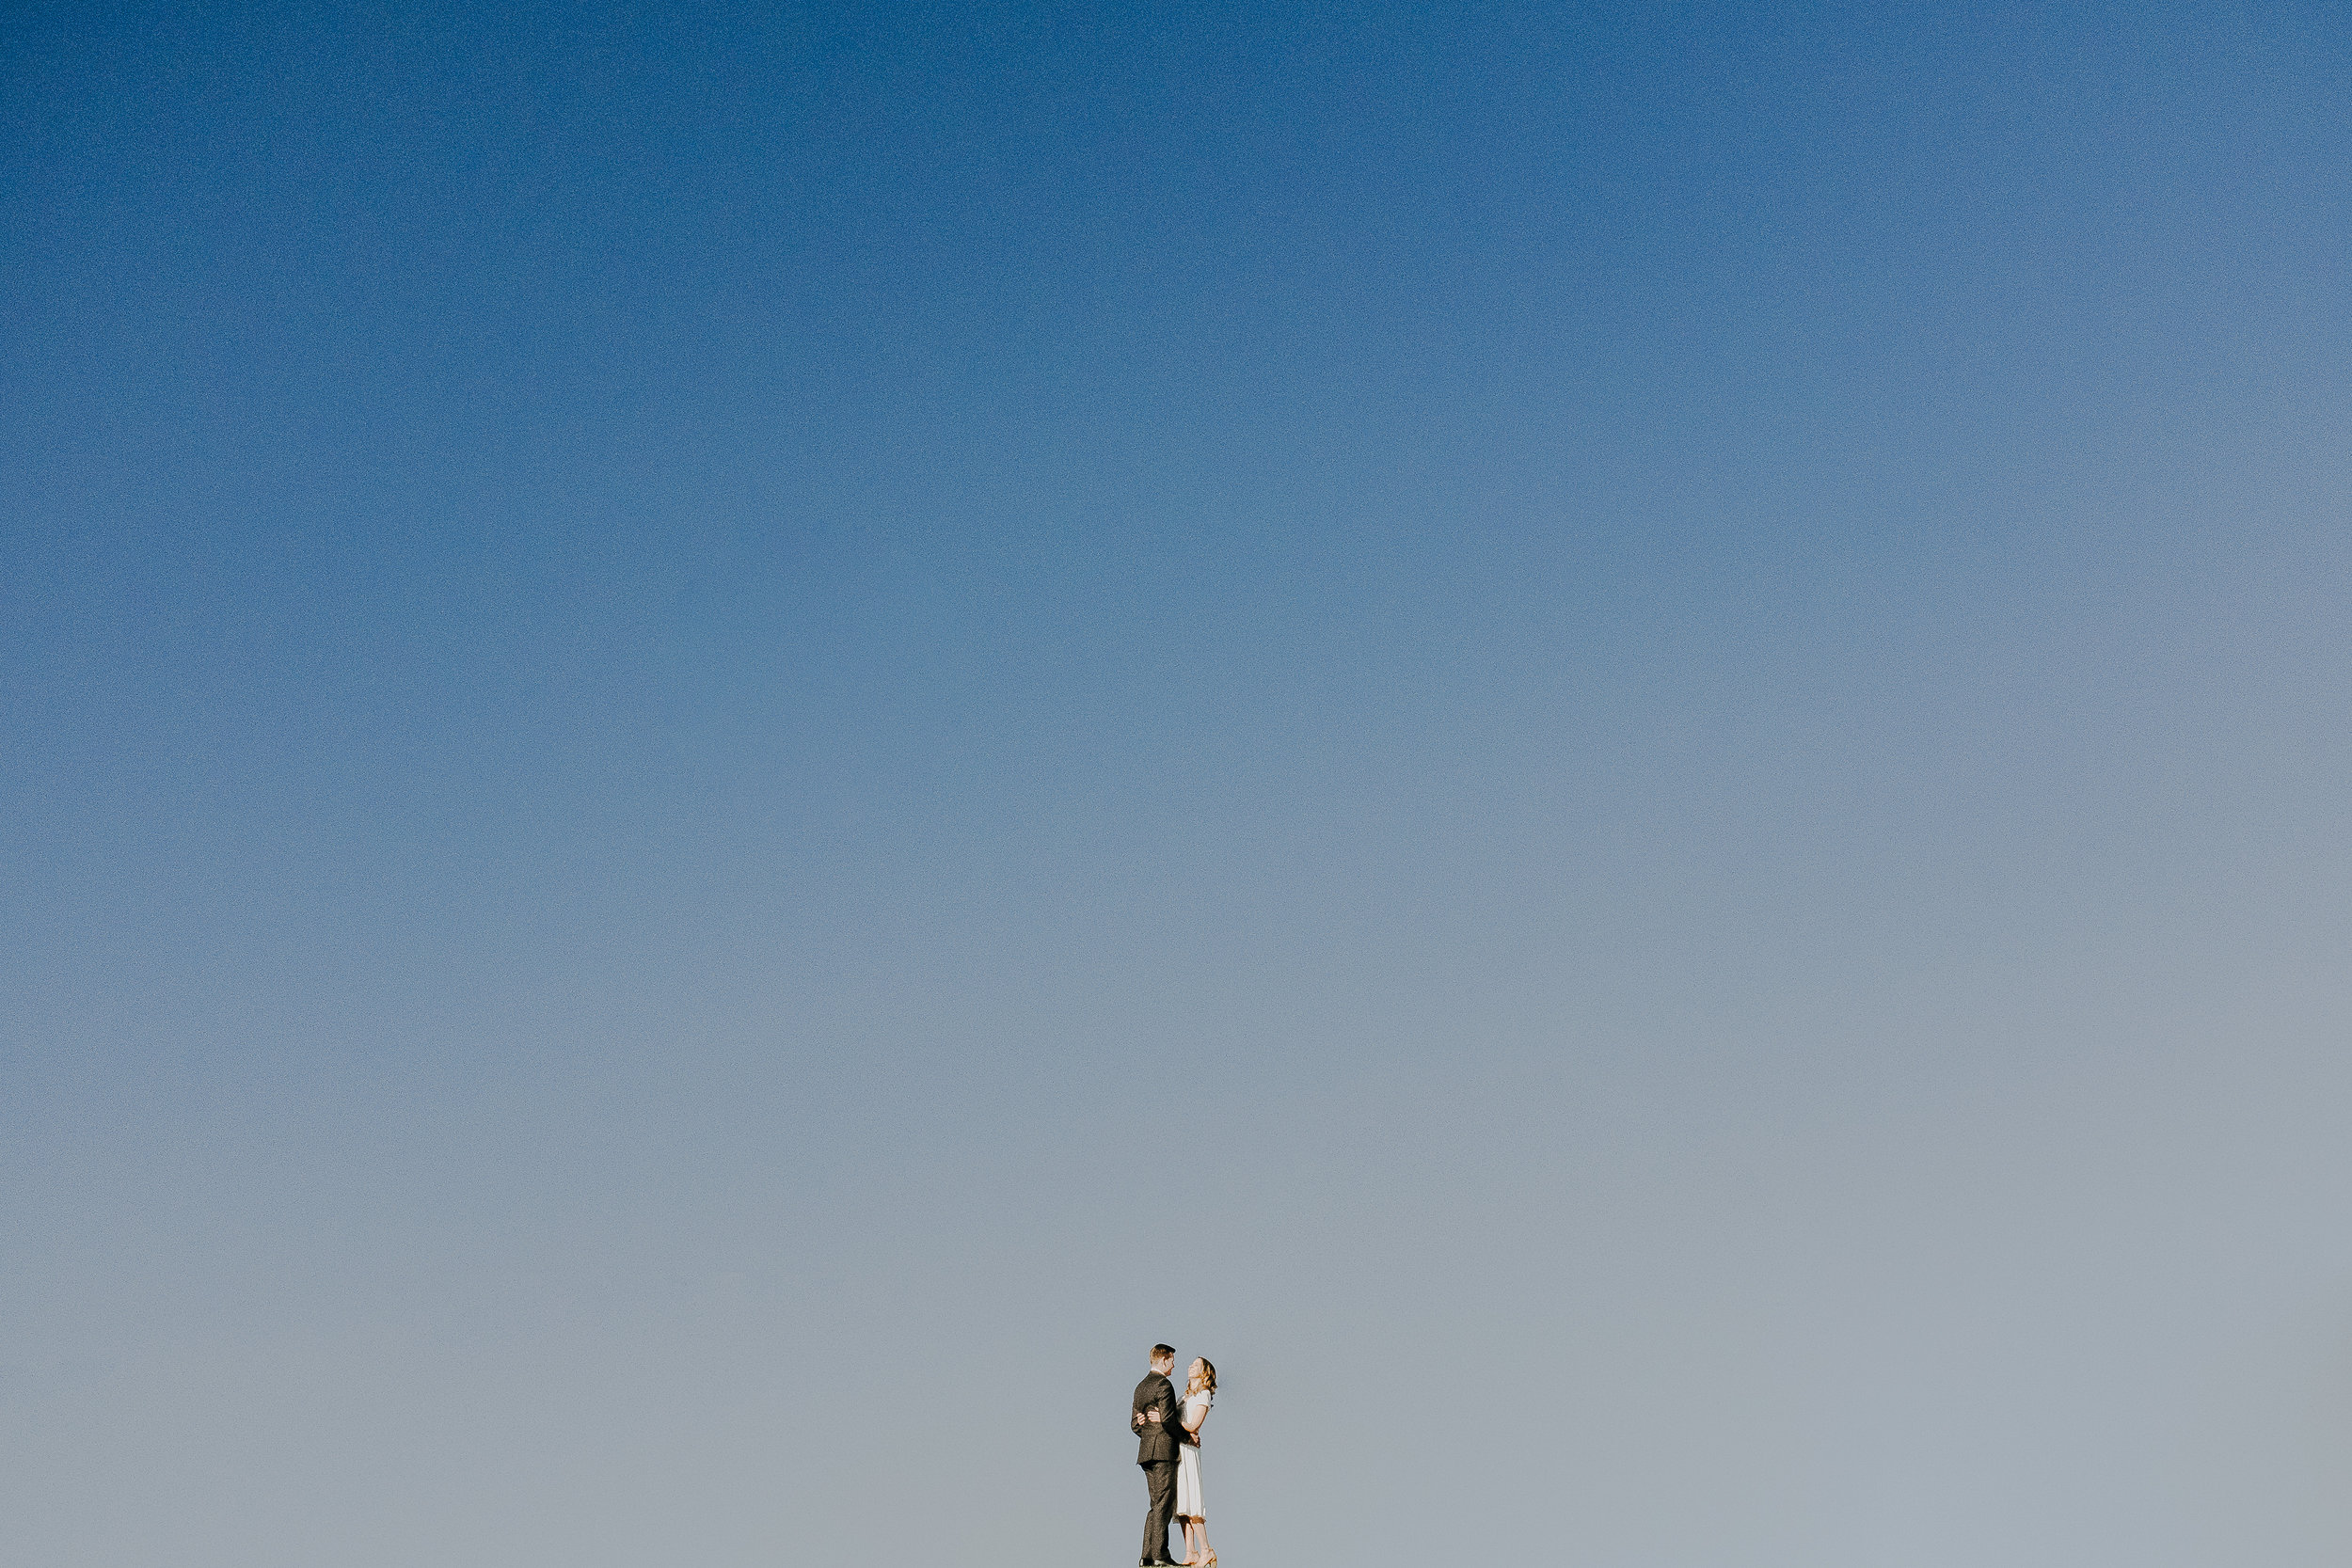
[{"xmin": 1151, "ymin": 1344, "xmax": 1176, "ymax": 1360}]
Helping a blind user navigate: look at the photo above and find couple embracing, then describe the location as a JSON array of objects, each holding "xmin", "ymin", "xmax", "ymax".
[{"xmin": 1130, "ymin": 1343, "xmax": 1217, "ymax": 1568}]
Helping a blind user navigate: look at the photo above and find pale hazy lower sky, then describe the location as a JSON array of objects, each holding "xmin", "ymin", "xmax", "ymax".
[{"xmin": 5, "ymin": 3, "xmax": 2349, "ymax": 1564}]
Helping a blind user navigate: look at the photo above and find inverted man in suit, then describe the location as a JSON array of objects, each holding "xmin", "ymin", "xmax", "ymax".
[{"xmin": 1131, "ymin": 1343, "xmax": 1183, "ymax": 1566}]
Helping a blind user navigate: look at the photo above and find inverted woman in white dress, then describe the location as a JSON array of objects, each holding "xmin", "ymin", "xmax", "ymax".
[{"xmin": 1175, "ymin": 1357, "xmax": 1217, "ymax": 1568}]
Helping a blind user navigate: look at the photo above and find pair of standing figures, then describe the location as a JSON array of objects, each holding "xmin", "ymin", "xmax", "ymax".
[{"xmin": 1130, "ymin": 1344, "xmax": 1216, "ymax": 1568}]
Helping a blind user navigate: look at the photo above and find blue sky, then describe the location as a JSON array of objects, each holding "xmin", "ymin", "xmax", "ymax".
[{"xmin": 6, "ymin": 3, "xmax": 2350, "ymax": 1564}]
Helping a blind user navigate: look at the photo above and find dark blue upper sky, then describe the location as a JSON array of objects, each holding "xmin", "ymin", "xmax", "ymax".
[{"xmin": 6, "ymin": 4, "xmax": 2350, "ymax": 1564}]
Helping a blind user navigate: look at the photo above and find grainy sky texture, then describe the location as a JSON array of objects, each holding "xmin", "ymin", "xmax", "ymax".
[{"xmin": 5, "ymin": 3, "xmax": 2350, "ymax": 1564}]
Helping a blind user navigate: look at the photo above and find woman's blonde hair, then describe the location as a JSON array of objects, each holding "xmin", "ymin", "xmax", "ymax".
[{"xmin": 1188, "ymin": 1358, "xmax": 1217, "ymax": 1398}]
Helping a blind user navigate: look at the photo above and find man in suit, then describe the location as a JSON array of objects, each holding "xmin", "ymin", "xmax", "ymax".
[{"xmin": 1131, "ymin": 1343, "xmax": 1184, "ymax": 1566}]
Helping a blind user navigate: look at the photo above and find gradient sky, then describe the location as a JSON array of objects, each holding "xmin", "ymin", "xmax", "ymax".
[{"xmin": 5, "ymin": 3, "xmax": 2350, "ymax": 1564}]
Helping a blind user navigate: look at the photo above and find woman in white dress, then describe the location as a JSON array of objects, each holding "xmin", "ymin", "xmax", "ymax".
[{"xmin": 1175, "ymin": 1357, "xmax": 1216, "ymax": 1568}]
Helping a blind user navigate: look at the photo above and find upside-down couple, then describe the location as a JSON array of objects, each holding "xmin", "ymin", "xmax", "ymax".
[{"xmin": 1130, "ymin": 1343, "xmax": 1217, "ymax": 1568}]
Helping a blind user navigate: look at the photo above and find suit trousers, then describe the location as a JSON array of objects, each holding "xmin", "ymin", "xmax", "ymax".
[{"xmin": 1139, "ymin": 1460, "xmax": 1177, "ymax": 1564}]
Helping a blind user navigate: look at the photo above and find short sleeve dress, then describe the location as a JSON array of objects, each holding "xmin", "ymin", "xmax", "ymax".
[{"xmin": 1174, "ymin": 1388, "xmax": 1212, "ymax": 1519}]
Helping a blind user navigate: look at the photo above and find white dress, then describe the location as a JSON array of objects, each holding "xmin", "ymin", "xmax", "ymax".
[{"xmin": 1174, "ymin": 1389, "xmax": 1211, "ymax": 1519}]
